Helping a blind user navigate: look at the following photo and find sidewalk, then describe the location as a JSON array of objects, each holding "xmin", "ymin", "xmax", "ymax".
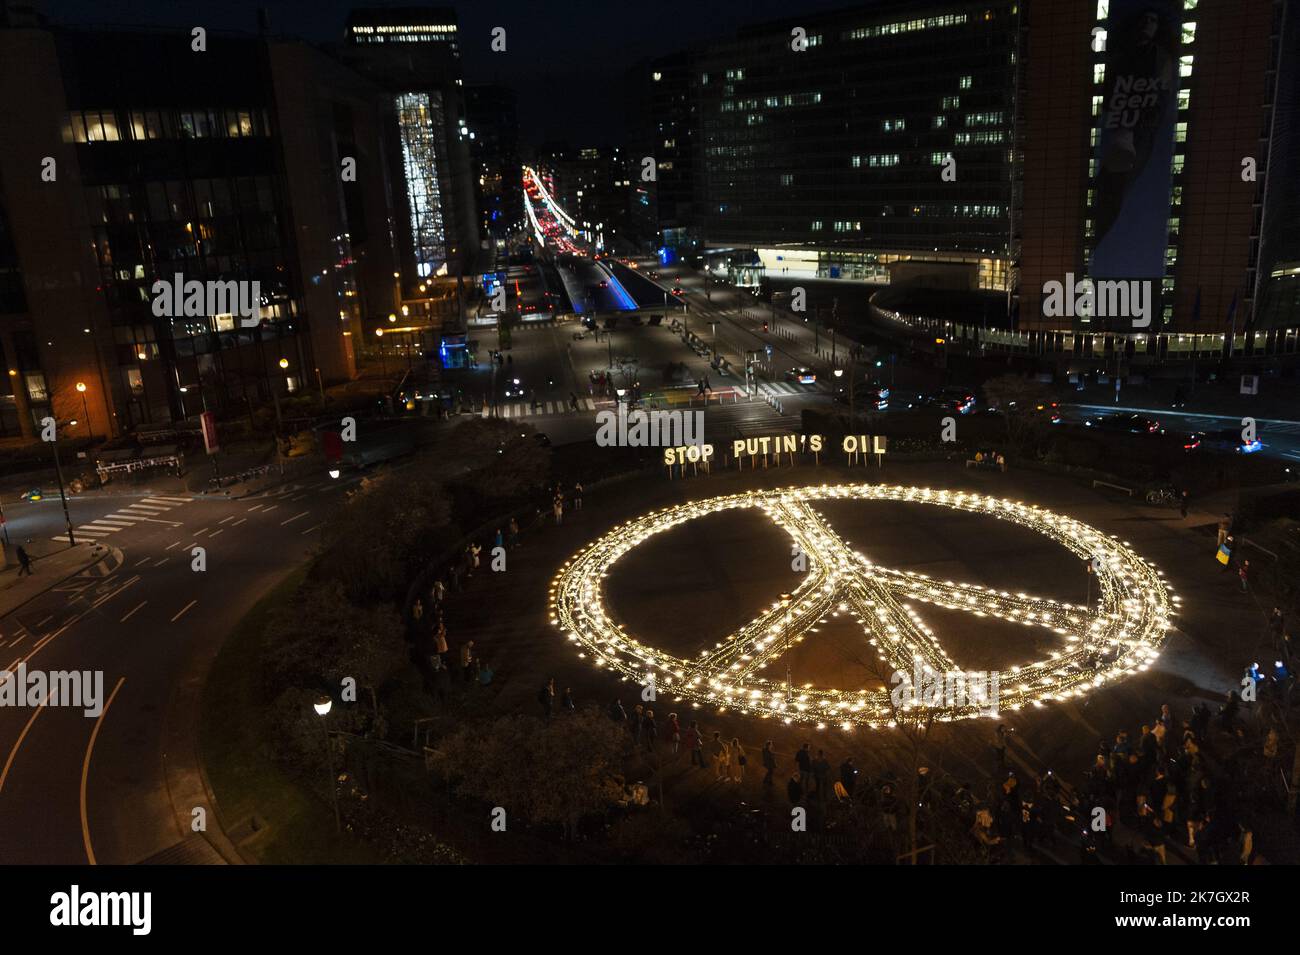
[{"xmin": 0, "ymin": 540, "xmax": 121, "ymax": 618}]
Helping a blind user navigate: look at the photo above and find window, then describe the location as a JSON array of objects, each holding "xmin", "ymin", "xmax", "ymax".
[
  {"xmin": 882, "ymin": 118, "xmax": 906, "ymax": 132},
  {"xmin": 1179, "ymin": 55, "xmax": 1194, "ymax": 78},
  {"xmin": 932, "ymin": 116, "xmax": 947, "ymax": 129},
  {"xmin": 959, "ymin": 75, "xmax": 972, "ymax": 90},
  {"xmin": 942, "ymin": 96, "xmax": 960, "ymax": 110}
]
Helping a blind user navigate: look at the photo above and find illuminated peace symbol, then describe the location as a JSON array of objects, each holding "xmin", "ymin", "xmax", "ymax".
[{"xmin": 549, "ymin": 484, "xmax": 1177, "ymax": 728}]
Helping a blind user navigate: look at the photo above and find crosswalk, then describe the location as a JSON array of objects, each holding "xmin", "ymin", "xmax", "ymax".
[
  {"xmin": 756, "ymin": 381, "xmax": 813, "ymax": 397},
  {"xmin": 52, "ymin": 495, "xmax": 191, "ymax": 543},
  {"xmin": 481, "ymin": 397, "xmax": 596, "ymax": 419}
]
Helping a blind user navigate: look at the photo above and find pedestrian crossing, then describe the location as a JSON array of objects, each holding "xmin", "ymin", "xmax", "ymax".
[
  {"xmin": 481, "ymin": 397, "xmax": 596, "ymax": 419},
  {"xmin": 756, "ymin": 381, "xmax": 812, "ymax": 397},
  {"xmin": 51, "ymin": 495, "xmax": 191, "ymax": 543}
]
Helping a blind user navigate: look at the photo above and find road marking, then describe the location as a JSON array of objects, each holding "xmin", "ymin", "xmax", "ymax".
[
  {"xmin": 36, "ymin": 615, "xmax": 53, "ymax": 628},
  {"xmin": 152, "ymin": 557, "xmax": 168, "ymax": 567},
  {"xmin": 119, "ymin": 601, "xmax": 147, "ymax": 623},
  {"xmin": 166, "ymin": 540, "xmax": 183, "ymax": 551},
  {"xmin": 89, "ymin": 576, "xmax": 139, "ymax": 611},
  {"xmin": 262, "ymin": 504, "xmax": 279, "ymax": 513},
  {"xmin": 232, "ymin": 518, "xmax": 247, "ymax": 527},
  {"xmin": 170, "ymin": 600, "xmax": 197, "ymax": 622},
  {"xmin": 247, "ymin": 504, "xmax": 265, "ymax": 512},
  {"xmin": 120, "ymin": 505, "xmax": 165, "ymax": 514},
  {"xmin": 142, "ymin": 497, "xmax": 184, "ymax": 506},
  {"xmin": 301, "ymin": 523, "xmax": 324, "ymax": 535},
  {"xmin": 208, "ymin": 528, "xmax": 224, "ymax": 538},
  {"xmin": 289, "ymin": 493, "xmax": 310, "ymax": 502},
  {"xmin": 81, "ymin": 676, "xmax": 125, "ymax": 865},
  {"xmin": 218, "ymin": 516, "xmax": 235, "ymax": 525},
  {"xmin": 280, "ymin": 511, "xmax": 309, "ymax": 526},
  {"xmin": 0, "ymin": 690, "xmax": 53, "ymax": 795},
  {"xmin": 150, "ymin": 496, "xmax": 191, "ymax": 504},
  {"xmin": 91, "ymin": 519, "xmax": 136, "ymax": 527},
  {"xmin": 193, "ymin": 527, "xmax": 209, "ymax": 536},
  {"xmin": 6, "ymin": 635, "xmax": 23, "ymax": 648},
  {"xmin": 134, "ymin": 556, "xmax": 152, "ymax": 567},
  {"xmin": 73, "ymin": 528, "xmax": 111, "ymax": 539}
]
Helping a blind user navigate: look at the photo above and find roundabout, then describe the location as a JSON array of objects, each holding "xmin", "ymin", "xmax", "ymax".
[{"xmin": 550, "ymin": 483, "xmax": 1178, "ymax": 728}]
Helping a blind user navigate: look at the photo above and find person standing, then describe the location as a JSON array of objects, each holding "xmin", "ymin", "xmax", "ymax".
[
  {"xmin": 508, "ymin": 517, "xmax": 520, "ymax": 549},
  {"xmin": 839, "ymin": 757, "xmax": 859, "ymax": 800},
  {"xmin": 470, "ymin": 542, "xmax": 481, "ymax": 573},
  {"xmin": 762, "ymin": 741, "xmax": 777, "ymax": 787},
  {"xmin": 15, "ymin": 545, "xmax": 33, "ymax": 577},
  {"xmin": 642, "ymin": 708, "xmax": 657, "ymax": 750},
  {"xmin": 573, "ymin": 482, "xmax": 583, "ymax": 511},
  {"xmin": 494, "ymin": 528, "xmax": 504, "ymax": 551},
  {"xmin": 459, "ymin": 640, "xmax": 475, "ymax": 682},
  {"xmin": 812, "ymin": 749, "xmax": 832, "ymax": 802},
  {"xmin": 553, "ymin": 497, "xmax": 564, "ymax": 526},
  {"xmin": 609, "ymin": 699, "xmax": 627, "ymax": 724},
  {"xmin": 538, "ymin": 678, "xmax": 555, "ymax": 720},
  {"xmin": 795, "ymin": 743, "xmax": 813, "ymax": 785},
  {"xmin": 1179, "ymin": 489, "xmax": 1190, "ymax": 518},
  {"xmin": 711, "ymin": 732, "xmax": 729, "ymax": 781},
  {"xmin": 1239, "ymin": 560, "xmax": 1250, "ymax": 592},
  {"xmin": 685, "ymin": 721, "xmax": 704, "ymax": 768},
  {"xmin": 787, "ymin": 772, "xmax": 804, "ymax": 807},
  {"xmin": 666, "ymin": 712, "xmax": 681, "ymax": 755},
  {"xmin": 631, "ymin": 704, "xmax": 644, "ymax": 745},
  {"xmin": 562, "ymin": 686, "xmax": 576, "ymax": 713},
  {"xmin": 730, "ymin": 738, "xmax": 746, "ymax": 782}
]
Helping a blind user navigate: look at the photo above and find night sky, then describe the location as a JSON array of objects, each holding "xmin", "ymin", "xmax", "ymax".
[{"xmin": 49, "ymin": 0, "xmax": 860, "ymax": 143}]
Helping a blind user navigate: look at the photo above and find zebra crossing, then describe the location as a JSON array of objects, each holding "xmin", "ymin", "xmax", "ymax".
[
  {"xmin": 756, "ymin": 381, "xmax": 813, "ymax": 398},
  {"xmin": 51, "ymin": 495, "xmax": 191, "ymax": 543},
  {"xmin": 481, "ymin": 397, "xmax": 596, "ymax": 419}
]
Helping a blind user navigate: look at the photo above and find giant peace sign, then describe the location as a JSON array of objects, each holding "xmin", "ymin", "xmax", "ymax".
[{"xmin": 550, "ymin": 484, "xmax": 1177, "ymax": 728}]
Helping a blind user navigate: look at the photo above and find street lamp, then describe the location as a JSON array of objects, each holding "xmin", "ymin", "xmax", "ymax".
[
  {"xmin": 313, "ymin": 695, "xmax": 342, "ymax": 832},
  {"xmin": 375, "ymin": 327, "xmax": 388, "ymax": 377},
  {"xmin": 75, "ymin": 381, "xmax": 90, "ymax": 438}
]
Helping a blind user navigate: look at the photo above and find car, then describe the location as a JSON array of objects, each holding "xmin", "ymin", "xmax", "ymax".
[
  {"xmin": 1083, "ymin": 413, "xmax": 1163, "ymax": 434},
  {"xmin": 649, "ymin": 270, "xmax": 660, "ymax": 279},
  {"xmin": 834, "ymin": 383, "xmax": 889, "ymax": 410},
  {"xmin": 504, "ymin": 378, "xmax": 525, "ymax": 399},
  {"xmin": 937, "ymin": 387, "xmax": 977, "ymax": 414},
  {"xmin": 785, "ymin": 367, "xmax": 817, "ymax": 385},
  {"xmin": 598, "ymin": 280, "xmax": 609, "ymax": 289},
  {"xmin": 1188, "ymin": 429, "xmax": 1263, "ymax": 454}
]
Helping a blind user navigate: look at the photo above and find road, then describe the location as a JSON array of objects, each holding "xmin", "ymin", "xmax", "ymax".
[{"xmin": 0, "ymin": 475, "xmax": 358, "ymax": 864}]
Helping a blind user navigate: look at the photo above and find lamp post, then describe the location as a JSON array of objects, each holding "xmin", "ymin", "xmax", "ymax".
[
  {"xmin": 374, "ymin": 328, "xmax": 388, "ymax": 378},
  {"xmin": 48, "ymin": 416, "xmax": 75, "ymax": 545},
  {"xmin": 313, "ymin": 695, "xmax": 342, "ymax": 832},
  {"xmin": 75, "ymin": 381, "xmax": 91, "ymax": 439}
]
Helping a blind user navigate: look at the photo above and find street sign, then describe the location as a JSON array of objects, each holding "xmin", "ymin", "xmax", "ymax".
[
  {"xmin": 765, "ymin": 344, "xmax": 773, "ymax": 358},
  {"xmin": 200, "ymin": 411, "xmax": 219, "ymax": 455}
]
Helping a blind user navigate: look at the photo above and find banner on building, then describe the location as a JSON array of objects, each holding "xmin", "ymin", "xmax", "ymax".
[{"xmin": 1088, "ymin": 0, "xmax": 1182, "ymax": 320}]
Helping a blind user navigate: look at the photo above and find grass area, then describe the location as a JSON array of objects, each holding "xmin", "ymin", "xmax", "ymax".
[{"xmin": 199, "ymin": 567, "xmax": 382, "ymax": 864}]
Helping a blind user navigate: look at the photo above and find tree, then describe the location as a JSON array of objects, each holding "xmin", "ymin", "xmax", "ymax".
[
  {"xmin": 314, "ymin": 471, "xmax": 454, "ymax": 602},
  {"xmin": 262, "ymin": 580, "xmax": 405, "ymax": 695},
  {"xmin": 432, "ymin": 707, "xmax": 628, "ymax": 837},
  {"xmin": 982, "ymin": 374, "xmax": 1056, "ymax": 450}
]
